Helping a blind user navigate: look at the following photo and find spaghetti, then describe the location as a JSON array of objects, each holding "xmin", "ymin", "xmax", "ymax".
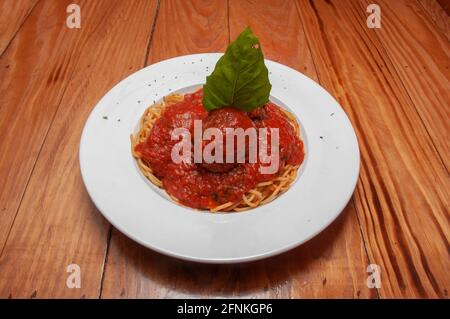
[{"xmin": 131, "ymin": 91, "xmax": 304, "ymax": 213}]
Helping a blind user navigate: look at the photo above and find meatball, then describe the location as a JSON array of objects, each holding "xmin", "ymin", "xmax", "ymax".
[{"xmin": 200, "ymin": 107, "xmax": 255, "ymax": 173}]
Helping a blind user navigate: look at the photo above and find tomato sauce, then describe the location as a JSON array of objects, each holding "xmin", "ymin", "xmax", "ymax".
[{"xmin": 135, "ymin": 89, "xmax": 304, "ymax": 209}]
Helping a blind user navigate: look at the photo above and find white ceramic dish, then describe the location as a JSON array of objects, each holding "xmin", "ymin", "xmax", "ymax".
[{"xmin": 80, "ymin": 53, "xmax": 360, "ymax": 263}]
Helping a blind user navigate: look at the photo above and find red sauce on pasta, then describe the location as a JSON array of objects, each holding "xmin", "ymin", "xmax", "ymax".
[{"xmin": 135, "ymin": 89, "xmax": 304, "ymax": 209}]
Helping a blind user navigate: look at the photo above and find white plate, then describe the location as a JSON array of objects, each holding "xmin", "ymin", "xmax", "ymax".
[{"xmin": 80, "ymin": 53, "xmax": 360, "ymax": 263}]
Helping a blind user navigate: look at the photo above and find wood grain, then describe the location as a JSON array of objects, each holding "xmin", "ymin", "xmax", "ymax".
[
  {"xmin": 100, "ymin": 0, "xmax": 374, "ymax": 299},
  {"xmin": 147, "ymin": 0, "xmax": 228, "ymax": 62},
  {"xmin": 0, "ymin": 0, "xmax": 88, "ymax": 257},
  {"xmin": 229, "ymin": 0, "xmax": 317, "ymax": 79},
  {"xmin": 0, "ymin": 0, "xmax": 158, "ymax": 298},
  {"xmin": 0, "ymin": 0, "xmax": 39, "ymax": 55},
  {"xmin": 437, "ymin": 0, "xmax": 450, "ymax": 15},
  {"xmin": 418, "ymin": 0, "xmax": 450, "ymax": 40},
  {"xmin": 295, "ymin": 0, "xmax": 449, "ymax": 298},
  {"xmin": 362, "ymin": 0, "xmax": 450, "ymax": 171},
  {"xmin": 0, "ymin": 0, "xmax": 447, "ymax": 299}
]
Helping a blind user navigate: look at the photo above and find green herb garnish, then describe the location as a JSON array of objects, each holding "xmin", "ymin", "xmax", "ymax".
[{"xmin": 202, "ymin": 27, "xmax": 271, "ymax": 112}]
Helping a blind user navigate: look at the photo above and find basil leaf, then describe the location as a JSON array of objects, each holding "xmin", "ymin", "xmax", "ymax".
[{"xmin": 202, "ymin": 27, "xmax": 271, "ymax": 112}]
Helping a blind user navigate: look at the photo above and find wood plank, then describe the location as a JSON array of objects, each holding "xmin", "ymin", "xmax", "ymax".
[
  {"xmin": 100, "ymin": 0, "xmax": 229, "ymax": 298},
  {"xmin": 362, "ymin": 0, "xmax": 450, "ymax": 170},
  {"xmin": 295, "ymin": 0, "xmax": 449, "ymax": 298},
  {"xmin": 147, "ymin": 0, "xmax": 228, "ymax": 62},
  {"xmin": 229, "ymin": 0, "xmax": 317, "ymax": 79},
  {"xmin": 228, "ymin": 0, "xmax": 372, "ymax": 299},
  {"xmin": 0, "ymin": 0, "xmax": 158, "ymax": 298},
  {"xmin": 418, "ymin": 0, "xmax": 450, "ymax": 40},
  {"xmin": 0, "ymin": 0, "xmax": 38, "ymax": 55},
  {"xmin": 0, "ymin": 0, "xmax": 88, "ymax": 257},
  {"xmin": 101, "ymin": 0, "xmax": 374, "ymax": 299}
]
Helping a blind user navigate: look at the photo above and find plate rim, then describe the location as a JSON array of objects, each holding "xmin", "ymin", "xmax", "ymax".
[{"xmin": 79, "ymin": 53, "xmax": 360, "ymax": 263}]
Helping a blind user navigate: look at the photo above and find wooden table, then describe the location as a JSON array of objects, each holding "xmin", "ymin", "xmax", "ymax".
[{"xmin": 0, "ymin": 0, "xmax": 448, "ymax": 299}]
